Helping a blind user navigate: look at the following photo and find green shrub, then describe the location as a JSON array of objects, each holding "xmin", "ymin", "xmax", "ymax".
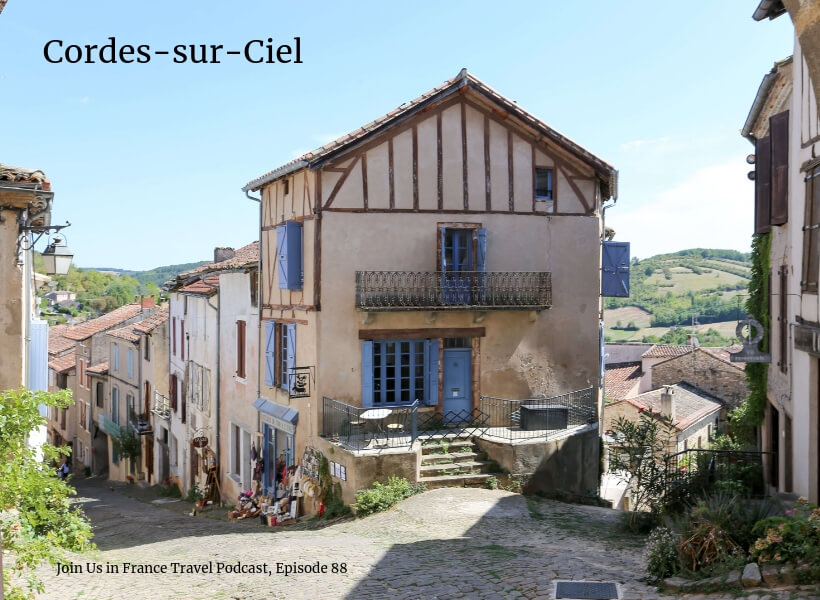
[
  {"xmin": 645, "ymin": 527, "xmax": 680, "ymax": 582},
  {"xmin": 751, "ymin": 498, "xmax": 820, "ymax": 569},
  {"xmin": 353, "ymin": 476, "xmax": 425, "ymax": 517},
  {"xmin": 185, "ymin": 482, "xmax": 204, "ymax": 503},
  {"xmin": 485, "ymin": 476, "xmax": 498, "ymax": 490}
]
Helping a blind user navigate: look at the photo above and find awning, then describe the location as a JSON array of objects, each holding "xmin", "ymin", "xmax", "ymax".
[{"xmin": 254, "ymin": 398, "xmax": 298, "ymax": 435}]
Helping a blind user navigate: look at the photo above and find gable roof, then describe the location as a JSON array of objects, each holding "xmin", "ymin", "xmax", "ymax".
[
  {"xmin": 107, "ymin": 325, "xmax": 140, "ymax": 343},
  {"xmin": 610, "ymin": 383, "xmax": 722, "ymax": 432},
  {"xmin": 62, "ymin": 303, "xmax": 147, "ymax": 341},
  {"xmin": 185, "ymin": 241, "xmax": 259, "ymax": 276},
  {"xmin": 48, "ymin": 350, "xmax": 76, "ymax": 374},
  {"xmin": 179, "ymin": 275, "xmax": 220, "ymax": 296},
  {"xmin": 651, "ymin": 345, "xmax": 745, "ymax": 372},
  {"xmin": 642, "ymin": 344, "xmax": 694, "ymax": 359},
  {"xmin": 243, "ymin": 69, "xmax": 617, "ymax": 198},
  {"xmin": 133, "ymin": 307, "xmax": 169, "ymax": 334},
  {"xmin": 87, "ymin": 362, "xmax": 109, "ymax": 375},
  {"xmin": 604, "ymin": 362, "xmax": 642, "ymax": 400}
]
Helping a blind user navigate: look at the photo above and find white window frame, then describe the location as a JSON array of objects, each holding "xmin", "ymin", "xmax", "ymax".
[
  {"xmin": 127, "ymin": 348, "xmax": 134, "ymax": 379},
  {"xmin": 113, "ymin": 343, "xmax": 119, "ymax": 372}
]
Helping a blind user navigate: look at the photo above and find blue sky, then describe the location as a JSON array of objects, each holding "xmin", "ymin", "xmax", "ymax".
[{"xmin": 0, "ymin": 1, "xmax": 794, "ymax": 270}]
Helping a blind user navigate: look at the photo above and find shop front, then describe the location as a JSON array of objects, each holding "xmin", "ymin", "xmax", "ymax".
[{"xmin": 253, "ymin": 398, "xmax": 298, "ymax": 498}]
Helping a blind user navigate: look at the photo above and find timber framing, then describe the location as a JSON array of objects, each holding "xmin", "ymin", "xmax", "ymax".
[{"xmin": 358, "ymin": 327, "xmax": 486, "ymax": 340}]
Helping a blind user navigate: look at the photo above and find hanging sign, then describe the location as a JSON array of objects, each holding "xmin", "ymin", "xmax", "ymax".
[
  {"xmin": 729, "ymin": 315, "xmax": 771, "ymax": 363},
  {"xmin": 192, "ymin": 436, "xmax": 208, "ymax": 448}
]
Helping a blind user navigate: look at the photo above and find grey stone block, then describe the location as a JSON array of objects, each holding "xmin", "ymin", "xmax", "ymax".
[
  {"xmin": 742, "ymin": 562, "xmax": 762, "ymax": 588},
  {"xmin": 761, "ymin": 564, "xmax": 779, "ymax": 585}
]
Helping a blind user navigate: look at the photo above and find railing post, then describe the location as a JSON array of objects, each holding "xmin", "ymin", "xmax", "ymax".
[{"xmin": 411, "ymin": 402, "xmax": 418, "ymax": 444}]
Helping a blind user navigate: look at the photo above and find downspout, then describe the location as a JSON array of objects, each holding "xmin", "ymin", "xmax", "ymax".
[
  {"xmin": 246, "ymin": 189, "xmax": 263, "ymax": 441},
  {"xmin": 206, "ymin": 293, "xmax": 220, "ymax": 489}
]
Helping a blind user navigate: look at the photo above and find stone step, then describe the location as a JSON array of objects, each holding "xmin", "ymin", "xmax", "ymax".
[
  {"xmin": 421, "ymin": 451, "xmax": 481, "ymax": 465},
  {"xmin": 420, "ymin": 439, "xmax": 477, "ymax": 455},
  {"xmin": 419, "ymin": 460, "xmax": 494, "ymax": 477},
  {"xmin": 417, "ymin": 473, "xmax": 495, "ymax": 489}
]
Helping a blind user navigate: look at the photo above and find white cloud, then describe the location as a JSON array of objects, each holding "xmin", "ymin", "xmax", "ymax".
[{"xmin": 608, "ymin": 158, "xmax": 754, "ymax": 259}]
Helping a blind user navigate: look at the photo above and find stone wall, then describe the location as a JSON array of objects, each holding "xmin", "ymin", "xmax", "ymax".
[{"xmin": 651, "ymin": 350, "xmax": 746, "ymax": 409}]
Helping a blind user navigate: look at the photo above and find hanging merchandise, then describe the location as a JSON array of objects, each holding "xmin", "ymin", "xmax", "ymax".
[
  {"xmin": 250, "ymin": 443, "xmax": 257, "ymax": 462},
  {"xmin": 253, "ymin": 458, "xmax": 264, "ymax": 482}
]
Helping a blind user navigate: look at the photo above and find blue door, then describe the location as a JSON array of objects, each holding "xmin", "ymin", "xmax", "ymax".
[{"xmin": 442, "ymin": 349, "xmax": 471, "ymax": 423}]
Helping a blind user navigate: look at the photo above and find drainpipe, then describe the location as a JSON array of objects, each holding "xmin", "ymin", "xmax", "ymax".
[
  {"xmin": 206, "ymin": 293, "xmax": 220, "ymax": 490},
  {"xmin": 246, "ymin": 189, "xmax": 263, "ymax": 444}
]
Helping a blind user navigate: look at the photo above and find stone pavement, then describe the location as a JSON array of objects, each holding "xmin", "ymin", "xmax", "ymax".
[{"xmin": 29, "ymin": 478, "xmax": 820, "ymax": 600}]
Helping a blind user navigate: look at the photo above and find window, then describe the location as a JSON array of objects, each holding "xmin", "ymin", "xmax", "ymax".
[
  {"xmin": 126, "ymin": 393, "xmax": 135, "ymax": 423},
  {"xmin": 439, "ymin": 226, "xmax": 487, "ymax": 306},
  {"xmin": 111, "ymin": 387, "xmax": 120, "ymax": 425},
  {"xmin": 170, "ymin": 434, "xmax": 178, "ymax": 467},
  {"xmin": 362, "ymin": 339, "xmax": 439, "ymax": 407},
  {"xmin": 181, "ymin": 320, "xmax": 185, "ymax": 360},
  {"xmin": 127, "ymin": 348, "xmax": 134, "ymax": 379},
  {"xmin": 79, "ymin": 359, "xmax": 85, "ymax": 389},
  {"xmin": 172, "ymin": 317, "xmax": 177, "ymax": 356},
  {"xmin": 169, "ymin": 374, "xmax": 178, "ymax": 412},
  {"xmin": 236, "ymin": 320, "xmax": 246, "ymax": 379},
  {"xmin": 96, "ymin": 381, "xmax": 104, "ymax": 409},
  {"xmin": 803, "ymin": 164, "xmax": 820, "ymax": 292},
  {"xmin": 80, "ymin": 402, "xmax": 87, "ymax": 432},
  {"xmin": 535, "ymin": 167, "xmax": 553, "ymax": 200},
  {"xmin": 250, "ymin": 270, "xmax": 259, "ymax": 308},
  {"xmin": 86, "ymin": 373, "xmax": 91, "ymax": 389},
  {"xmin": 61, "ymin": 407, "xmax": 66, "ymax": 430},
  {"xmin": 144, "ymin": 337, "xmax": 150, "ymax": 361},
  {"xmin": 113, "ymin": 343, "xmax": 119, "ymax": 372},
  {"xmin": 264, "ymin": 322, "xmax": 295, "ymax": 390},
  {"xmin": 231, "ymin": 424, "xmax": 241, "ymax": 475},
  {"xmin": 276, "ymin": 221, "xmax": 303, "ymax": 290}
]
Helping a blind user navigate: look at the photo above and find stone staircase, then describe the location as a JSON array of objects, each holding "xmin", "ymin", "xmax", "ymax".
[{"xmin": 417, "ymin": 436, "xmax": 497, "ymax": 489}]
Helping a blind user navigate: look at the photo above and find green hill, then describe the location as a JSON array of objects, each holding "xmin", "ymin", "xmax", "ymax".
[{"xmin": 604, "ymin": 248, "xmax": 751, "ymax": 345}]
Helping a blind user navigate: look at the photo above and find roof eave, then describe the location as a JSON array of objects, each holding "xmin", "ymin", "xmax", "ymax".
[{"xmin": 242, "ymin": 160, "xmax": 309, "ymax": 193}]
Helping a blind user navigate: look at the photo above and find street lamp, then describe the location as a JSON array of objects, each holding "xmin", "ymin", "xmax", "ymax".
[{"xmin": 41, "ymin": 236, "xmax": 73, "ymax": 275}]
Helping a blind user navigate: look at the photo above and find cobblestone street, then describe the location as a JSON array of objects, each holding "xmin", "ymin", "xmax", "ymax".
[{"xmin": 30, "ymin": 479, "xmax": 820, "ymax": 600}]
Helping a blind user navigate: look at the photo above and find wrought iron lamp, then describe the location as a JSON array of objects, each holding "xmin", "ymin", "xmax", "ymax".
[{"xmin": 40, "ymin": 235, "xmax": 73, "ymax": 275}]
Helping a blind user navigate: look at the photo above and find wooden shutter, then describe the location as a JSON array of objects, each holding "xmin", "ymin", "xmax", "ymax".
[
  {"xmin": 172, "ymin": 317, "xmax": 176, "ymax": 356},
  {"xmin": 169, "ymin": 374, "xmax": 177, "ymax": 411},
  {"xmin": 236, "ymin": 320, "xmax": 246, "ymax": 378},
  {"xmin": 180, "ymin": 320, "xmax": 185, "ymax": 360},
  {"xmin": 770, "ymin": 111, "xmax": 789, "ymax": 226},
  {"xmin": 276, "ymin": 222, "xmax": 304, "ymax": 290},
  {"xmin": 803, "ymin": 166, "xmax": 820, "ymax": 292},
  {"xmin": 264, "ymin": 322, "xmax": 275, "ymax": 386},
  {"xmin": 755, "ymin": 136, "xmax": 772, "ymax": 234},
  {"xmin": 285, "ymin": 324, "xmax": 296, "ymax": 391},
  {"xmin": 276, "ymin": 225, "xmax": 289, "ymax": 289},
  {"xmin": 476, "ymin": 228, "xmax": 487, "ymax": 271},
  {"xmin": 181, "ymin": 379, "xmax": 186, "ymax": 424},
  {"xmin": 361, "ymin": 340, "xmax": 374, "ymax": 408},
  {"xmin": 425, "ymin": 339, "xmax": 440, "ymax": 406},
  {"xmin": 601, "ymin": 241, "xmax": 630, "ymax": 297}
]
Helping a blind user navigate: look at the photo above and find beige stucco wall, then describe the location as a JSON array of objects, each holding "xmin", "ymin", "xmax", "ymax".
[
  {"xmin": 0, "ymin": 209, "xmax": 25, "ymax": 390},
  {"xmin": 143, "ymin": 318, "xmax": 169, "ymax": 485}
]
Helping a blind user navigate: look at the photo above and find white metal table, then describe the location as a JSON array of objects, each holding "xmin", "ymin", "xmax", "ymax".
[{"xmin": 360, "ymin": 408, "xmax": 392, "ymax": 446}]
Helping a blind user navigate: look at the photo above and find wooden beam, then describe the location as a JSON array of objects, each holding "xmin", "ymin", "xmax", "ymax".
[
  {"xmin": 461, "ymin": 101, "xmax": 468, "ymax": 210},
  {"xmin": 388, "ymin": 137, "xmax": 395, "ymax": 209},
  {"xmin": 507, "ymin": 130, "xmax": 514, "ymax": 212},
  {"xmin": 323, "ymin": 156, "xmax": 359, "ymax": 208},
  {"xmin": 484, "ymin": 114, "xmax": 491, "ymax": 212},
  {"xmin": 361, "ymin": 152, "xmax": 368, "ymax": 211},
  {"xmin": 556, "ymin": 162, "xmax": 592, "ymax": 213},
  {"xmin": 358, "ymin": 327, "xmax": 486, "ymax": 340},
  {"xmin": 323, "ymin": 207, "xmax": 587, "ymax": 216},
  {"xmin": 261, "ymin": 317, "xmax": 309, "ymax": 325},
  {"xmin": 437, "ymin": 111, "xmax": 443, "ymax": 210},
  {"xmin": 314, "ymin": 215, "xmax": 322, "ymax": 310},
  {"xmin": 531, "ymin": 144, "xmax": 537, "ymax": 214},
  {"xmin": 262, "ymin": 304, "xmax": 317, "ymax": 311},
  {"xmin": 412, "ymin": 125, "xmax": 419, "ymax": 211}
]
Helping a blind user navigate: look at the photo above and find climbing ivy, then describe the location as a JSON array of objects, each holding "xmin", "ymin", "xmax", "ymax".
[{"xmin": 731, "ymin": 233, "xmax": 770, "ymax": 444}]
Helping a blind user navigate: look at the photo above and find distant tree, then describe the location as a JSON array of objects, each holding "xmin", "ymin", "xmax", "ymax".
[
  {"xmin": 626, "ymin": 321, "xmax": 638, "ymax": 331},
  {"xmin": 644, "ymin": 266, "xmax": 654, "ymax": 277}
]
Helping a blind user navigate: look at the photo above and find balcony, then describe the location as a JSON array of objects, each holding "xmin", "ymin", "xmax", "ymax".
[
  {"xmin": 128, "ymin": 409, "xmax": 153, "ymax": 435},
  {"xmin": 355, "ymin": 271, "xmax": 551, "ymax": 311},
  {"xmin": 99, "ymin": 413, "xmax": 121, "ymax": 438},
  {"xmin": 151, "ymin": 392, "xmax": 171, "ymax": 421}
]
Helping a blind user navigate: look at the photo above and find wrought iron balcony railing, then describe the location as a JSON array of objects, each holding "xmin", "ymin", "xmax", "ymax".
[
  {"xmin": 151, "ymin": 392, "xmax": 171, "ymax": 421},
  {"xmin": 355, "ymin": 271, "xmax": 551, "ymax": 311}
]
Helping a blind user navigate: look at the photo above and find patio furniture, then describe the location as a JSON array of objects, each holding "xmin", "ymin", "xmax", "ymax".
[{"xmin": 360, "ymin": 408, "xmax": 392, "ymax": 446}]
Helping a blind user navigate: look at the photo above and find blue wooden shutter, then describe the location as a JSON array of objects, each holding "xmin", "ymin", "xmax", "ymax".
[
  {"xmin": 361, "ymin": 341, "xmax": 374, "ymax": 408},
  {"xmin": 440, "ymin": 227, "xmax": 447, "ymax": 271},
  {"xmin": 425, "ymin": 339, "xmax": 440, "ymax": 406},
  {"xmin": 601, "ymin": 241, "xmax": 630, "ymax": 297},
  {"xmin": 285, "ymin": 324, "xmax": 296, "ymax": 391},
  {"xmin": 476, "ymin": 228, "xmax": 487, "ymax": 272},
  {"xmin": 599, "ymin": 321, "xmax": 605, "ymax": 384},
  {"xmin": 264, "ymin": 322, "xmax": 275, "ymax": 386},
  {"xmin": 276, "ymin": 225, "xmax": 288, "ymax": 289},
  {"xmin": 286, "ymin": 221, "xmax": 303, "ymax": 289}
]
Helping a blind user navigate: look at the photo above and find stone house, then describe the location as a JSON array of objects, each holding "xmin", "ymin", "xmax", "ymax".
[
  {"xmin": 740, "ymin": 0, "xmax": 820, "ymax": 502},
  {"xmin": 47, "ymin": 325, "xmax": 77, "ymax": 448},
  {"xmin": 243, "ymin": 69, "xmax": 619, "ymax": 506},
  {"xmin": 166, "ymin": 243, "xmax": 258, "ymax": 496}
]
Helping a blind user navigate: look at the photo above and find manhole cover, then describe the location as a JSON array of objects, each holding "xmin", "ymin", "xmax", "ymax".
[{"xmin": 555, "ymin": 581, "xmax": 618, "ymax": 599}]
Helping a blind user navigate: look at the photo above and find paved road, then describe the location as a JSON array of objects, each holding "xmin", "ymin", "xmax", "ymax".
[{"xmin": 31, "ymin": 479, "xmax": 820, "ymax": 600}]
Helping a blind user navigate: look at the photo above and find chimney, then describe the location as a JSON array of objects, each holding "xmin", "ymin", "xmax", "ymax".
[
  {"xmin": 686, "ymin": 334, "xmax": 700, "ymax": 348},
  {"xmin": 660, "ymin": 385, "xmax": 675, "ymax": 422},
  {"xmin": 141, "ymin": 295, "xmax": 155, "ymax": 309},
  {"xmin": 214, "ymin": 247, "xmax": 235, "ymax": 263}
]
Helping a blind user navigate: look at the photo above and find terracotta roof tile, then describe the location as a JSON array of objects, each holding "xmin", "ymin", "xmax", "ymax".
[
  {"xmin": 244, "ymin": 69, "xmax": 616, "ymax": 196},
  {"xmin": 179, "ymin": 275, "xmax": 220, "ymax": 295},
  {"xmin": 185, "ymin": 241, "xmax": 259, "ymax": 276},
  {"xmin": 62, "ymin": 304, "xmax": 146, "ymax": 341},
  {"xmin": 0, "ymin": 163, "xmax": 50, "ymax": 189},
  {"xmin": 87, "ymin": 362, "xmax": 109, "ymax": 375},
  {"xmin": 611, "ymin": 383, "xmax": 723, "ymax": 431},
  {"xmin": 133, "ymin": 307, "xmax": 169, "ymax": 334},
  {"xmin": 49, "ymin": 324, "xmax": 70, "ymax": 338},
  {"xmin": 49, "ymin": 334, "xmax": 76, "ymax": 355},
  {"xmin": 642, "ymin": 344, "xmax": 694, "ymax": 358},
  {"xmin": 48, "ymin": 351, "xmax": 76, "ymax": 374},
  {"xmin": 107, "ymin": 326, "xmax": 140, "ymax": 343},
  {"xmin": 605, "ymin": 362, "xmax": 642, "ymax": 400},
  {"xmin": 702, "ymin": 345, "xmax": 745, "ymax": 371}
]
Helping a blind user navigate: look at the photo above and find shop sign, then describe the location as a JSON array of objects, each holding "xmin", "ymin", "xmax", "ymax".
[
  {"xmin": 261, "ymin": 413, "xmax": 296, "ymax": 435},
  {"xmin": 729, "ymin": 315, "xmax": 771, "ymax": 363},
  {"xmin": 794, "ymin": 323, "xmax": 820, "ymax": 357},
  {"xmin": 288, "ymin": 366, "xmax": 313, "ymax": 399},
  {"xmin": 192, "ymin": 436, "xmax": 208, "ymax": 448}
]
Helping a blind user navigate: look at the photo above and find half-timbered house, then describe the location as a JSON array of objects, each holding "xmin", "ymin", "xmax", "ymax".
[{"xmin": 244, "ymin": 69, "xmax": 620, "ymax": 504}]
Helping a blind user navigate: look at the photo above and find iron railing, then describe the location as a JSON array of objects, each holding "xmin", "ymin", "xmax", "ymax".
[
  {"xmin": 355, "ymin": 271, "xmax": 552, "ymax": 311},
  {"xmin": 664, "ymin": 448, "xmax": 771, "ymax": 503},
  {"xmin": 128, "ymin": 409, "xmax": 153, "ymax": 435},
  {"xmin": 321, "ymin": 396, "xmax": 418, "ymax": 451},
  {"xmin": 151, "ymin": 392, "xmax": 171, "ymax": 421},
  {"xmin": 479, "ymin": 387, "xmax": 597, "ymax": 441}
]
